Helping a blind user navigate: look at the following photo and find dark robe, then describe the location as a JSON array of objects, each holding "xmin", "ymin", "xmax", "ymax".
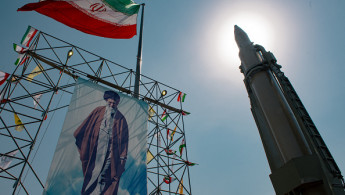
[{"xmin": 74, "ymin": 106, "xmax": 128, "ymax": 195}]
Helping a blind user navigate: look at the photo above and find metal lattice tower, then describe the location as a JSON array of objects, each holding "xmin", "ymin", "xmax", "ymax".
[{"xmin": 0, "ymin": 29, "xmax": 193, "ymax": 195}]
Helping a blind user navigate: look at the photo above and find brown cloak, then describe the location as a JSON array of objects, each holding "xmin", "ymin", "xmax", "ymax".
[{"xmin": 74, "ymin": 106, "xmax": 128, "ymax": 195}]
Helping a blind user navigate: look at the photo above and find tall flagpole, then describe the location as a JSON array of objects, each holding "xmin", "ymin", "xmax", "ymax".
[{"xmin": 134, "ymin": 3, "xmax": 145, "ymax": 99}]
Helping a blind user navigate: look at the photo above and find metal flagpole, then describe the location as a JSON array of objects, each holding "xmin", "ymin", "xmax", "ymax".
[{"xmin": 134, "ymin": 3, "xmax": 145, "ymax": 99}]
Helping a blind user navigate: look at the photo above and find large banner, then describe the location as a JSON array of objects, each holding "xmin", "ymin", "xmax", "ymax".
[{"xmin": 43, "ymin": 78, "xmax": 148, "ymax": 195}]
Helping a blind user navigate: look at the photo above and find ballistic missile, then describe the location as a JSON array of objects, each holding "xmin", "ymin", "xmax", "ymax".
[
  {"xmin": 234, "ymin": 25, "xmax": 345, "ymax": 194},
  {"xmin": 234, "ymin": 25, "xmax": 311, "ymax": 169}
]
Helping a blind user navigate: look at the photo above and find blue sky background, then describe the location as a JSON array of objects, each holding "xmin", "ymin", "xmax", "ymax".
[{"xmin": 1, "ymin": 0, "xmax": 345, "ymax": 194}]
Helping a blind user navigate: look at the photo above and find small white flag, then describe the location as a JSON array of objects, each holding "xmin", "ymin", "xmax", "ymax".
[
  {"xmin": 0, "ymin": 150, "xmax": 18, "ymax": 170},
  {"xmin": 33, "ymin": 94, "xmax": 42, "ymax": 109},
  {"xmin": 154, "ymin": 131, "xmax": 162, "ymax": 147}
]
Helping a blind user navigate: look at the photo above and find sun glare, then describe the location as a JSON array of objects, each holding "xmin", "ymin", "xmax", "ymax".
[
  {"xmin": 217, "ymin": 12, "xmax": 275, "ymax": 66},
  {"xmin": 198, "ymin": 8, "xmax": 277, "ymax": 84}
]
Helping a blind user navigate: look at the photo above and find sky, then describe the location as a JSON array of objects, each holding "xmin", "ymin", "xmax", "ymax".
[{"xmin": 1, "ymin": 0, "xmax": 345, "ymax": 194}]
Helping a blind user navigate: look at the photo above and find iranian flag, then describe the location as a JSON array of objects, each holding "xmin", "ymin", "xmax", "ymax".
[
  {"xmin": 177, "ymin": 92, "xmax": 186, "ymax": 102},
  {"xmin": 0, "ymin": 71, "xmax": 10, "ymax": 86},
  {"xmin": 41, "ymin": 111, "xmax": 48, "ymax": 121},
  {"xmin": 184, "ymin": 160, "xmax": 197, "ymax": 166},
  {"xmin": 20, "ymin": 26, "xmax": 38, "ymax": 47},
  {"xmin": 163, "ymin": 176, "xmax": 175, "ymax": 184},
  {"xmin": 167, "ymin": 126, "xmax": 177, "ymax": 141},
  {"xmin": 18, "ymin": 0, "xmax": 140, "ymax": 39},
  {"xmin": 181, "ymin": 111, "xmax": 190, "ymax": 116},
  {"xmin": 161, "ymin": 109, "xmax": 168, "ymax": 121},
  {"xmin": 13, "ymin": 43, "xmax": 28, "ymax": 54},
  {"xmin": 164, "ymin": 148, "xmax": 176, "ymax": 155},
  {"xmin": 14, "ymin": 43, "xmax": 30, "ymax": 66},
  {"xmin": 0, "ymin": 89, "xmax": 11, "ymax": 104},
  {"xmin": 171, "ymin": 126, "xmax": 177, "ymax": 140},
  {"xmin": 179, "ymin": 139, "xmax": 185, "ymax": 157},
  {"xmin": 15, "ymin": 54, "xmax": 30, "ymax": 66}
]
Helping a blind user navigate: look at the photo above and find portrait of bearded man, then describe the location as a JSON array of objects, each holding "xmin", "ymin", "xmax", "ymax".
[{"xmin": 74, "ymin": 90, "xmax": 128, "ymax": 195}]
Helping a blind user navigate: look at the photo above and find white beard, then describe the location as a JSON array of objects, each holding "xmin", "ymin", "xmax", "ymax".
[
  {"xmin": 102, "ymin": 105, "xmax": 116, "ymax": 130},
  {"xmin": 105, "ymin": 104, "xmax": 116, "ymax": 118}
]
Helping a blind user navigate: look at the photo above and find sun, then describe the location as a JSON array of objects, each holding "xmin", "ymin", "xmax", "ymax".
[
  {"xmin": 217, "ymin": 12, "xmax": 275, "ymax": 66},
  {"xmin": 197, "ymin": 9, "xmax": 276, "ymax": 84}
]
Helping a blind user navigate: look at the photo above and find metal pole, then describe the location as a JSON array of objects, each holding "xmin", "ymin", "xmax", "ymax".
[{"xmin": 134, "ymin": 3, "xmax": 145, "ymax": 99}]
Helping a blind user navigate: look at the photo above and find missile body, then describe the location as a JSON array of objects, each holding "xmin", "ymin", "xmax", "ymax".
[
  {"xmin": 235, "ymin": 25, "xmax": 311, "ymax": 169},
  {"xmin": 234, "ymin": 25, "xmax": 345, "ymax": 194}
]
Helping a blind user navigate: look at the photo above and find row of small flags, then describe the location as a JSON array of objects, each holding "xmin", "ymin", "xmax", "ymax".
[
  {"xmin": 1, "ymin": 70, "xmax": 45, "ymax": 131},
  {"xmin": 8, "ymin": 26, "xmax": 192, "ymax": 189},
  {"xmin": 0, "ymin": 63, "xmax": 43, "ymax": 85},
  {"xmin": 148, "ymin": 134, "xmax": 195, "ymax": 164},
  {"xmin": 149, "ymin": 107, "xmax": 190, "ymax": 122},
  {"xmin": 152, "ymin": 155, "xmax": 194, "ymax": 194},
  {"xmin": 153, "ymin": 129, "xmax": 185, "ymax": 156},
  {"xmin": 147, "ymin": 135, "xmax": 197, "ymax": 166},
  {"xmin": 12, "ymin": 106, "xmax": 46, "ymax": 132},
  {"xmin": 161, "ymin": 109, "xmax": 190, "ymax": 121},
  {"xmin": 161, "ymin": 140, "xmax": 194, "ymax": 194},
  {"xmin": 1, "ymin": 26, "xmax": 42, "ymax": 86},
  {"xmin": 10, "ymin": 24, "xmax": 190, "ymax": 189},
  {"xmin": 1, "ymin": 75, "xmax": 43, "ymax": 107},
  {"xmin": 14, "ymin": 26, "xmax": 44, "ymax": 83},
  {"xmin": 152, "ymin": 132, "xmax": 187, "ymax": 158},
  {"xmin": 148, "ymin": 107, "xmax": 194, "ymax": 193},
  {"xmin": 14, "ymin": 26, "xmax": 38, "ymax": 66},
  {"xmin": 167, "ymin": 126, "xmax": 177, "ymax": 141},
  {"xmin": 161, "ymin": 159, "xmax": 193, "ymax": 194},
  {"xmin": 0, "ymin": 26, "xmax": 45, "ymax": 131}
]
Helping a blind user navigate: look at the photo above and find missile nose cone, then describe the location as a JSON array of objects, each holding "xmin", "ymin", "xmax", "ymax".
[{"xmin": 234, "ymin": 25, "xmax": 252, "ymax": 49}]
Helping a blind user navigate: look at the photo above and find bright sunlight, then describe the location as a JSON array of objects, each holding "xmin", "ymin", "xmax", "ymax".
[{"xmin": 217, "ymin": 12, "xmax": 275, "ymax": 66}]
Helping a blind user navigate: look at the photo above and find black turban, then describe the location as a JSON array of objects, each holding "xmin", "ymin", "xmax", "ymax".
[{"xmin": 103, "ymin": 91, "xmax": 120, "ymax": 105}]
